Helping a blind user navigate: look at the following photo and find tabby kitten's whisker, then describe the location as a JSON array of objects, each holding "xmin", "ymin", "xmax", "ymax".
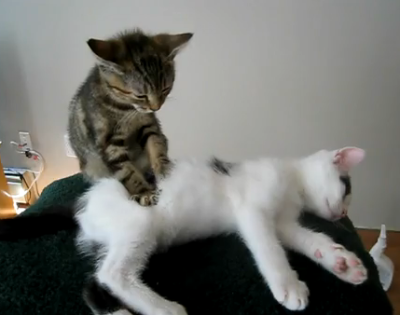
[
  {"xmin": 166, "ymin": 96, "xmax": 176, "ymax": 102},
  {"xmin": 115, "ymin": 111, "xmax": 134, "ymax": 133},
  {"xmin": 114, "ymin": 110, "xmax": 137, "ymax": 133}
]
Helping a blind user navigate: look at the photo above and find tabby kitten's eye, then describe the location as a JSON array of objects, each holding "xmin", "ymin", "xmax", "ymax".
[
  {"xmin": 111, "ymin": 86, "xmax": 132, "ymax": 95},
  {"xmin": 134, "ymin": 94, "xmax": 147, "ymax": 100}
]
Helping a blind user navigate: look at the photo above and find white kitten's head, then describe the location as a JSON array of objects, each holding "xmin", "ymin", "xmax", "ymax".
[{"xmin": 300, "ymin": 147, "xmax": 365, "ymax": 221}]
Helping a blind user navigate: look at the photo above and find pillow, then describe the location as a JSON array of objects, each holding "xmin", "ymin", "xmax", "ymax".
[{"xmin": 0, "ymin": 174, "xmax": 393, "ymax": 315}]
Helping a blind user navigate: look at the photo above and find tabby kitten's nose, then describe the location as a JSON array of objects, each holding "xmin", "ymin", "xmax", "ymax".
[
  {"xmin": 150, "ymin": 103, "xmax": 161, "ymax": 111},
  {"xmin": 148, "ymin": 95, "xmax": 162, "ymax": 111}
]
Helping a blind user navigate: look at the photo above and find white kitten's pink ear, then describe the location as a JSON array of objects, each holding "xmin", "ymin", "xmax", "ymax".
[{"xmin": 333, "ymin": 147, "xmax": 365, "ymax": 171}]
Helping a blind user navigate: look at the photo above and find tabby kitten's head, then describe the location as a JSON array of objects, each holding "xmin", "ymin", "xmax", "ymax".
[{"xmin": 88, "ymin": 29, "xmax": 193, "ymax": 113}]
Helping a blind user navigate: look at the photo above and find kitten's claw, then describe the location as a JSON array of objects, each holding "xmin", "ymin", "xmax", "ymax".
[
  {"xmin": 321, "ymin": 243, "xmax": 368, "ymax": 285},
  {"xmin": 270, "ymin": 275, "xmax": 309, "ymax": 311},
  {"xmin": 132, "ymin": 190, "xmax": 160, "ymax": 207}
]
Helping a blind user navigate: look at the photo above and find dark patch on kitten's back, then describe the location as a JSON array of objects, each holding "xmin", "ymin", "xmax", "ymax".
[
  {"xmin": 340, "ymin": 175, "xmax": 352, "ymax": 199},
  {"xmin": 209, "ymin": 157, "xmax": 235, "ymax": 176}
]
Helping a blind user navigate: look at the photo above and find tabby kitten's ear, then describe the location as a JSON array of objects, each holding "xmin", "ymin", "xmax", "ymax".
[
  {"xmin": 87, "ymin": 39, "xmax": 125, "ymax": 72},
  {"xmin": 154, "ymin": 33, "xmax": 193, "ymax": 59}
]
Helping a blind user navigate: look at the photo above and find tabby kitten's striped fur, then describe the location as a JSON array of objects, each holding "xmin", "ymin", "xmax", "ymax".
[{"xmin": 68, "ymin": 29, "xmax": 193, "ymax": 206}]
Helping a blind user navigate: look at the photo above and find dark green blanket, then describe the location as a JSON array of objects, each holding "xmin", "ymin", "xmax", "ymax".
[{"xmin": 0, "ymin": 174, "xmax": 393, "ymax": 315}]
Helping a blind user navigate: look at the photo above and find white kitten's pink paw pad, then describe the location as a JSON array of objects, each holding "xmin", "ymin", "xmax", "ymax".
[
  {"xmin": 323, "ymin": 244, "xmax": 367, "ymax": 285},
  {"xmin": 270, "ymin": 277, "xmax": 309, "ymax": 311},
  {"xmin": 334, "ymin": 257, "xmax": 348, "ymax": 273},
  {"xmin": 314, "ymin": 249, "xmax": 323, "ymax": 259}
]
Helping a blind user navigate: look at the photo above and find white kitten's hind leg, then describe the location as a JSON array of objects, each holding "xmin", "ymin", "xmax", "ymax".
[
  {"xmin": 97, "ymin": 244, "xmax": 187, "ymax": 315},
  {"xmin": 236, "ymin": 209, "xmax": 309, "ymax": 311},
  {"xmin": 96, "ymin": 211, "xmax": 187, "ymax": 315},
  {"xmin": 278, "ymin": 223, "xmax": 368, "ymax": 285}
]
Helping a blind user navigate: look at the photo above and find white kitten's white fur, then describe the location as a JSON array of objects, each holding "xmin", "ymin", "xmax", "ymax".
[{"xmin": 76, "ymin": 147, "xmax": 367, "ymax": 315}]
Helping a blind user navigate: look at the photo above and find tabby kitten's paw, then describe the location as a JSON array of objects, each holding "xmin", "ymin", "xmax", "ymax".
[
  {"xmin": 269, "ymin": 274, "xmax": 309, "ymax": 311},
  {"xmin": 132, "ymin": 190, "xmax": 160, "ymax": 206}
]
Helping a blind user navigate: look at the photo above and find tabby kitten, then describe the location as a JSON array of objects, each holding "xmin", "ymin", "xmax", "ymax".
[{"xmin": 68, "ymin": 29, "xmax": 193, "ymax": 206}]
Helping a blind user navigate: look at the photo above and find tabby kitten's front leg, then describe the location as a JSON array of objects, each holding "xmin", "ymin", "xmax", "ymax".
[
  {"xmin": 124, "ymin": 119, "xmax": 170, "ymax": 206},
  {"xmin": 139, "ymin": 123, "xmax": 171, "ymax": 205},
  {"xmin": 98, "ymin": 135, "xmax": 156, "ymax": 207},
  {"xmin": 146, "ymin": 133, "xmax": 171, "ymax": 179},
  {"xmin": 115, "ymin": 163, "xmax": 158, "ymax": 207}
]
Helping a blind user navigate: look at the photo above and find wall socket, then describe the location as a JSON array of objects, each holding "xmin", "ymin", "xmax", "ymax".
[
  {"xmin": 64, "ymin": 134, "xmax": 77, "ymax": 158},
  {"xmin": 19, "ymin": 131, "xmax": 33, "ymax": 150}
]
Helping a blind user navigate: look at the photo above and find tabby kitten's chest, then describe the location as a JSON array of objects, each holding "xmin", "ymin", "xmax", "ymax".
[
  {"xmin": 112, "ymin": 112, "xmax": 156, "ymax": 168},
  {"xmin": 111, "ymin": 111, "xmax": 155, "ymax": 145}
]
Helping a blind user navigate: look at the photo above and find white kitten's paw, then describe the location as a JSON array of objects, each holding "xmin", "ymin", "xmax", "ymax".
[
  {"xmin": 154, "ymin": 301, "xmax": 187, "ymax": 315},
  {"xmin": 318, "ymin": 244, "xmax": 368, "ymax": 285},
  {"xmin": 269, "ymin": 275, "xmax": 309, "ymax": 311}
]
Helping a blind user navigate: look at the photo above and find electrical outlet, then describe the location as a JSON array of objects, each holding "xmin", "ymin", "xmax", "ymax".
[
  {"xmin": 19, "ymin": 131, "xmax": 33, "ymax": 150},
  {"xmin": 64, "ymin": 134, "xmax": 77, "ymax": 158}
]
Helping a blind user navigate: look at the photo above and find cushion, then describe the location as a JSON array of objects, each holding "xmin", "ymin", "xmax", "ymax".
[{"xmin": 0, "ymin": 174, "xmax": 393, "ymax": 315}]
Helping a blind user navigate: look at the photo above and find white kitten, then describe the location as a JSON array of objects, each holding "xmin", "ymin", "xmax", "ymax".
[{"xmin": 76, "ymin": 147, "xmax": 367, "ymax": 315}]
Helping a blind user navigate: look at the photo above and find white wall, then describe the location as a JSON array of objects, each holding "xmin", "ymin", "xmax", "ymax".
[{"xmin": 0, "ymin": 0, "xmax": 399, "ymax": 229}]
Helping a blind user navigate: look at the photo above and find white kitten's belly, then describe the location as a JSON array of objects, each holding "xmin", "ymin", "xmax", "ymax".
[
  {"xmin": 155, "ymin": 194, "xmax": 235, "ymax": 246},
  {"xmin": 154, "ymin": 163, "xmax": 236, "ymax": 246}
]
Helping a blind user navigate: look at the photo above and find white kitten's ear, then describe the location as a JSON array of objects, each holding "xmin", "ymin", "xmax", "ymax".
[{"xmin": 333, "ymin": 147, "xmax": 365, "ymax": 171}]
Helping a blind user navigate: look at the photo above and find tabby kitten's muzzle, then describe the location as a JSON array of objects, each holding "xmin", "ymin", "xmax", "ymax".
[
  {"xmin": 149, "ymin": 103, "xmax": 161, "ymax": 112},
  {"xmin": 133, "ymin": 102, "xmax": 162, "ymax": 113},
  {"xmin": 148, "ymin": 94, "xmax": 164, "ymax": 112}
]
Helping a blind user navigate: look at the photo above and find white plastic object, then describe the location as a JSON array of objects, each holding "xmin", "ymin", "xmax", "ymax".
[{"xmin": 369, "ymin": 224, "xmax": 394, "ymax": 291}]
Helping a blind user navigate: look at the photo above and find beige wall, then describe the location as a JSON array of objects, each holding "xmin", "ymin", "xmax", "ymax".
[{"xmin": 0, "ymin": 0, "xmax": 399, "ymax": 229}]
